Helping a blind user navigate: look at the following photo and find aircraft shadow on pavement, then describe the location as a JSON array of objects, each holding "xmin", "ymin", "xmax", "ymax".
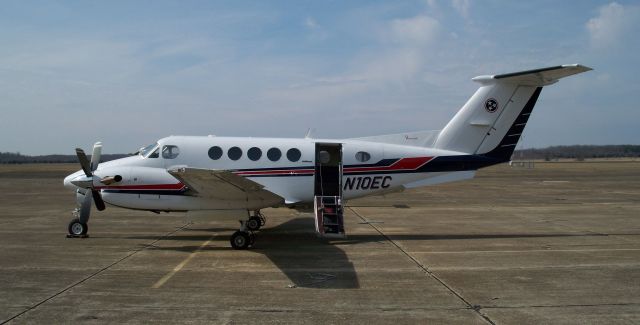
[
  {"xmin": 137, "ymin": 217, "xmax": 361, "ymax": 289},
  {"xmin": 129, "ymin": 216, "xmax": 611, "ymax": 289}
]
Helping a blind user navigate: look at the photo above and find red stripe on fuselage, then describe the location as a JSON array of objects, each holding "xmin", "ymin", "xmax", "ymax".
[
  {"xmin": 96, "ymin": 183, "xmax": 185, "ymax": 190},
  {"xmin": 232, "ymin": 157, "xmax": 434, "ymax": 176},
  {"xmin": 344, "ymin": 156, "xmax": 433, "ymax": 173}
]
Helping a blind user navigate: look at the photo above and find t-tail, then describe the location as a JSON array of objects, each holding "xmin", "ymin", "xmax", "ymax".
[{"xmin": 433, "ymin": 64, "xmax": 592, "ymax": 162}]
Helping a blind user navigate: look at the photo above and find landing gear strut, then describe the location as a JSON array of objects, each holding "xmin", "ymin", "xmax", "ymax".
[{"xmin": 229, "ymin": 210, "xmax": 265, "ymax": 249}]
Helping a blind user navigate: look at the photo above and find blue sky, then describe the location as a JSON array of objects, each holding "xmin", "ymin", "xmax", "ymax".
[{"xmin": 1, "ymin": 0, "xmax": 639, "ymax": 154}]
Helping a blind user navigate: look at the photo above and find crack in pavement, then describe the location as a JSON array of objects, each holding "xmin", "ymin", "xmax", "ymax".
[
  {"xmin": 1, "ymin": 222, "xmax": 193, "ymax": 324},
  {"xmin": 348, "ymin": 207, "xmax": 496, "ymax": 325},
  {"xmin": 482, "ymin": 302, "xmax": 640, "ymax": 309}
]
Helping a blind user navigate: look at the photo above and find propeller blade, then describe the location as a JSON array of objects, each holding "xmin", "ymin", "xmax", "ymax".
[
  {"xmin": 79, "ymin": 190, "xmax": 93, "ymax": 223},
  {"xmin": 91, "ymin": 142, "xmax": 102, "ymax": 172},
  {"xmin": 75, "ymin": 148, "xmax": 92, "ymax": 177},
  {"xmin": 92, "ymin": 190, "xmax": 106, "ymax": 211}
]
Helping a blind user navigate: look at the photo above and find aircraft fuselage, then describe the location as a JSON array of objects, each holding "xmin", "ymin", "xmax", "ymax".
[{"xmin": 64, "ymin": 135, "xmax": 477, "ymax": 211}]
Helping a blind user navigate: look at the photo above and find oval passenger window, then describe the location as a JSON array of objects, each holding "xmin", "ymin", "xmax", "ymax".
[
  {"xmin": 287, "ymin": 148, "xmax": 301, "ymax": 162},
  {"xmin": 208, "ymin": 146, "xmax": 223, "ymax": 160},
  {"xmin": 267, "ymin": 148, "xmax": 281, "ymax": 161},
  {"xmin": 228, "ymin": 147, "xmax": 242, "ymax": 161},
  {"xmin": 248, "ymin": 147, "xmax": 262, "ymax": 161}
]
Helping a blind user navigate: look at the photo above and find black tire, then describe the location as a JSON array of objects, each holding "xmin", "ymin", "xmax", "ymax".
[
  {"xmin": 249, "ymin": 232, "xmax": 256, "ymax": 246},
  {"xmin": 230, "ymin": 231, "xmax": 251, "ymax": 250},
  {"xmin": 68, "ymin": 218, "xmax": 88, "ymax": 236},
  {"xmin": 246, "ymin": 216, "xmax": 262, "ymax": 231}
]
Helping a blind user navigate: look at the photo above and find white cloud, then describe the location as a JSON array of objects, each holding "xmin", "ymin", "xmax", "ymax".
[
  {"xmin": 586, "ymin": 2, "xmax": 639, "ymax": 48},
  {"xmin": 303, "ymin": 16, "xmax": 328, "ymax": 41},
  {"xmin": 305, "ymin": 17, "xmax": 319, "ymax": 29},
  {"xmin": 388, "ymin": 15, "xmax": 441, "ymax": 45},
  {"xmin": 265, "ymin": 13, "xmax": 443, "ymax": 106},
  {"xmin": 451, "ymin": 0, "xmax": 471, "ymax": 19}
]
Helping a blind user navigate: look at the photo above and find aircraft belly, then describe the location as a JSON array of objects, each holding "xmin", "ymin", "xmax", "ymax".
[{"xmin": 102, "ymin": 192, "xmax": 280, "ymax": 211}]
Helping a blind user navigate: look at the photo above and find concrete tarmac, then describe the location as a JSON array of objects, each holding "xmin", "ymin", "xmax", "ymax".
[{"xmin": 1, "ymin": 162, "xmax": 639, "ymax": 324}]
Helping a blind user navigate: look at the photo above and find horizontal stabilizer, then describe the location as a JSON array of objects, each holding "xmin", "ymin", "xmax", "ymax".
[{"xmin": 472, "ymin": 64, "xmax": 592, "ymax": 86}]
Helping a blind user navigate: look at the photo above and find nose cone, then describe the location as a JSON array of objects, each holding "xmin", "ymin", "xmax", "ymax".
[{"xmin": 64, "ymin": 170, "xmax": 84, "ymax": 190}]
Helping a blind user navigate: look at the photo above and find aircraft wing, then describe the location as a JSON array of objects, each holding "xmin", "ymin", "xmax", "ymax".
[{"xmin": 167, "ymin": 167, "xmax": 284, "ymax": 203}]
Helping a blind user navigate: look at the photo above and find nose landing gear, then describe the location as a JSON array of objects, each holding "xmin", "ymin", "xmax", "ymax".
[{"xmin": 67, "ymin": 208, "xmax": 89, "ymax": 238}]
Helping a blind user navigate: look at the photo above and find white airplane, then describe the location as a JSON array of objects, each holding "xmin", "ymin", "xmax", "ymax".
[{"xmin": 63, "ymin": 64, "xmax": 591, "ymax": 249}]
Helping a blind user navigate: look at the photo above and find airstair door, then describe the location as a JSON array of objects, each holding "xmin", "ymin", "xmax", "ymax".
[{"xmin": 314, "ymin": 143, "xmax": 345, "ymax": 237}]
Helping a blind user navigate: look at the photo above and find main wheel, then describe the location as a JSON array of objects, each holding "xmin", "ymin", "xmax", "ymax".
[
  {"xmin": 230, "ymin": 231, "xmax": 251, "ymax": 250},
  {"xmin": 68, "ymin": 218, "xmax": 88, "ymax": 236},
  {"xmin": 246, "ymin": 216, "xmax": 262, "ymax": 231}
]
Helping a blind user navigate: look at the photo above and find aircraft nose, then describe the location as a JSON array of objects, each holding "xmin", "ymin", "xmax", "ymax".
[
  {"xmin": 63, "ymin": 174, "xmax": 74, "ymax": 189},
  {"xmin": 64, "ymin": 170, "xmax": 83, "ymax": 190}
]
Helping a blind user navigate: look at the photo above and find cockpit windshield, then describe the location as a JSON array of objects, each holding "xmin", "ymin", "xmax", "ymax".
[{"xmin": 139, "ymin": 143, "xmax": 159, "ymax": 157}]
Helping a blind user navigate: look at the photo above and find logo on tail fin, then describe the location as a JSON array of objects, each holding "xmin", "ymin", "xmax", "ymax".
[{"xmin": 485, "ymin": 98, "xmax": 498, "ymax": 113}]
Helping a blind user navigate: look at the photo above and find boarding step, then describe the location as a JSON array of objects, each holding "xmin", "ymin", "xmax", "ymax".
[{"xmin": 314, "ymin": 195, "xmax": 345, "ymax": 238}]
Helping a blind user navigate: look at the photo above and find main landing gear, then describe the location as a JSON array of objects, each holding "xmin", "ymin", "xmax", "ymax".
[
  {"xmin": 230, "ymin": 211, "xmax": 266, "ymax": 250},
  {"xmin": 246, "ymin": 210, "xmax": 266, "ymax": 231}
]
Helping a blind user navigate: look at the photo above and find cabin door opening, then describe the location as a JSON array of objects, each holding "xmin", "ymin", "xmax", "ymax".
[
  {"xmin": 314, "ymin": 143, "xmax": 343, "ymax": 197},
  {"xmin": 313, "ymin": 142, "xmax": 345, "ymax": 237}
]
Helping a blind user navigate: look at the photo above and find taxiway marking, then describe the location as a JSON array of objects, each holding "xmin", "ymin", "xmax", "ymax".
[{"xmin": 152, "ymin": 234, "xmax": 217, "ymax": 289}]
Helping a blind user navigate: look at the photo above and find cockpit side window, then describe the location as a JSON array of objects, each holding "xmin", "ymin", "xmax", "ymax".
[
  {"xmin": 140, "ymin": 143, "xmax": 158, "ymax": 157},
  {"xmin": 148, "ymin": 148, "xmax": 159, "ymax": 158},
  {"xmin": 162, "ymin": 145, "xmax": 180, "ymax": 159}
]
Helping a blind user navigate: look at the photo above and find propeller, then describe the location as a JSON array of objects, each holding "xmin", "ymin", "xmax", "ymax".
[{"xmin": 73, "ymin": 142, "xmax": 106, "ymax": 224}]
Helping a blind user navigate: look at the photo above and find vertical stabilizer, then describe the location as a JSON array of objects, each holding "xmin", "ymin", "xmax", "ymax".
[{"xmin": 433, "ymin": 64, "xmax": 591, "ymax": 161}]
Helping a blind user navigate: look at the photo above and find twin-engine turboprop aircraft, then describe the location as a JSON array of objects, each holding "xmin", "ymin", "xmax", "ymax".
[{"xmin": 63, "ymin": 64, "xmax": 591, "ymax": 249}]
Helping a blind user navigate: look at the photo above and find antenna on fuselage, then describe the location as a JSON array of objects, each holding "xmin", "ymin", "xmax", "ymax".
[{"xmin": 305, "ymin": 128, "xmax": 315, "ymax": 139}]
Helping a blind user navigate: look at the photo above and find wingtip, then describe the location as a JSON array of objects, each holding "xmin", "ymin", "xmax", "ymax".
[{"xmin": 563, "ymin": 63, "xmax": 593, "ymax": 72}]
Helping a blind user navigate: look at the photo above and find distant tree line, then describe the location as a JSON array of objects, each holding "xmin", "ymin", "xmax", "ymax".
[
  {"xmin": 513, "ymin": 145, "xmax": 640, "ymax": 161},
  {"xmin": 0, "ymin": 152, "xmax": 130, "ymax": 164}
]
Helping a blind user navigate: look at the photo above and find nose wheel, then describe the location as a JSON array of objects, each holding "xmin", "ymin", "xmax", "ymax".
[{"xmin": 67, "ymin": 217, "xmax": 89, "ymax": 238}]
